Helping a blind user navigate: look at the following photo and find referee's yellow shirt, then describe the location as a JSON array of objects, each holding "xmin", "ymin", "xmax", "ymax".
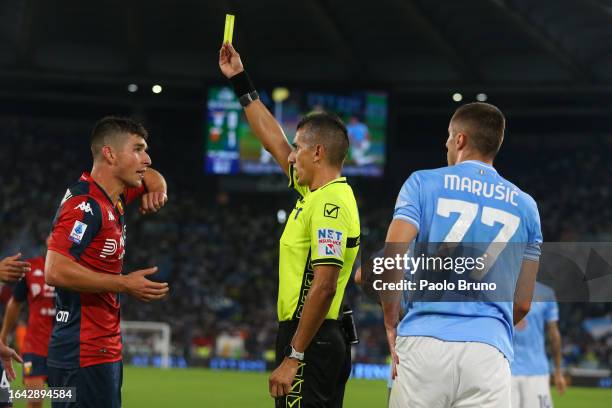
[{"xmin": 277, "ymin": 165, "xmax": 361, "ymax": 321}]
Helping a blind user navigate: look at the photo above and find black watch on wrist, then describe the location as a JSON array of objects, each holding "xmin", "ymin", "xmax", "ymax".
[{"xmin": 284, "ymin": 345, "xmax": 304, "ymax": 361}]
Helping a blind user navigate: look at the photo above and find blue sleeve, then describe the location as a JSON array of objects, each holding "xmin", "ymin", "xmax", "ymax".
[
  {"xmin": 393, "ymin": 173, "xmax": 421, "ymax": 231},
  {"xmin": 12, "ymin": 277, "xmax": 27, "ymax": 302},
  {"xmin": 544, "ymin": 290, "xmax": 559, "ymax": 322},
  {"xmin": 545, "ymin": 301, "xmax": 559, "ymax": 322},
  {"xmin": 524, "ymin": 196, "xmax": 543, "ymax": 261}
]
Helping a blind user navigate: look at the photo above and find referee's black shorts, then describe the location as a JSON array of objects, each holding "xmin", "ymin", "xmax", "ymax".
[{"xmin": 275, "ymin": 319, "xmax": 351, "ymax": 408}]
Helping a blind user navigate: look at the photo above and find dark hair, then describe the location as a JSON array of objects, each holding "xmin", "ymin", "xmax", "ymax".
[
  {"xmin": 451, "ymin": 102, "xmax": 505, "ymax": 158},
  {"xmin": 90, "ymin": 116, "xmax": 148, "ymax": 159},
  {"xmin": 296, "ymin": 111, "xmax": 349, "ymax": 167}
]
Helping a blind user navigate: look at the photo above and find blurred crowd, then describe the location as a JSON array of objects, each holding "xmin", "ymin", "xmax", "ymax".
[{"xmin": 0, "ymin": 114, "xmax": 610, "ymax": 370}]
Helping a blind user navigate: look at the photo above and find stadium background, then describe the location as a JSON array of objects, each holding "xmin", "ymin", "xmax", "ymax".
[{"xmin": 0, "ymin": 0, "xmax": 611, "ymax": 406}]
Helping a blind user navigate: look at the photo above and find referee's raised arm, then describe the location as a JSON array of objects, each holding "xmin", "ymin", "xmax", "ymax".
[{"xmin": 219, "ymin": 42, "xmax": 292, "ymax": 176}]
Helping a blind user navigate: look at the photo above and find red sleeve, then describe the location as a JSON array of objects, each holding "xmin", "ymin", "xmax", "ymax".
[
  {"xmin": 123, "ymin": 183, "xmax": 147, "ymax": 205},
  {"xmin": 48, "ymin": 196, "xmax": 103, "ymax": 261}
]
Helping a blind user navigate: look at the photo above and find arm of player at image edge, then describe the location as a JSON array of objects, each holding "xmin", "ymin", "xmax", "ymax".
[
  {"xmin": 0, "ymin": 297, "xmax": 23, "ymax": 345},
  {"xmin": 218, "ymin": 42, "xmax": 292, "ymax": 176},
  {"xmin": 0, "ymin": 339, "xmax": 22, "ymax": 382},
  {"xmin": 0, "ymin": 277, "xmax": 24, "ymax": 380},
  {"xmin": 44, "ymin": 250, "xmax": 169, "ymax": 302},
  {"xmin": 381, "ymin": 218, "xmax": 418, "ymax": 380},
  {"xmin": 354, "ymin": 266, "xmax": 362, "ymax": 285},
  {"xmin": 0, "ymin": 253, "xmax": 31, "ymax": 282},
  {"xmin": 513, "ymin": 259, "xmax": 538, "ymax": 325},
  {"xmin": 139, "ymin": 167, "xmax": 168, "ymax": 214},
  {"xmin": 548, "ymin": 320, "xmax": 567, "ymax": 395}
]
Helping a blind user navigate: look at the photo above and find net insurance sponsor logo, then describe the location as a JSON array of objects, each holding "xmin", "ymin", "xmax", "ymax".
[{"xmin": 317, "ymin": 229, "xmax": 343, "ymax": 258}]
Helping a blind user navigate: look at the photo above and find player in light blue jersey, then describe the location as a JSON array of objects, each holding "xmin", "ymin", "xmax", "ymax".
[
  {"xmin": 382, "ymin": 102, "xmax": 543, "ymax": 408},
  {"xmin": 511, "ymin": 282, "xmax": 565, "ymax": 408}
]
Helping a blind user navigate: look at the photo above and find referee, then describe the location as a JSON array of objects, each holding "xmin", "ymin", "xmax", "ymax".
[{"xmin": 219, "ymin": 42, "xmax": 361, "ymax": 407}]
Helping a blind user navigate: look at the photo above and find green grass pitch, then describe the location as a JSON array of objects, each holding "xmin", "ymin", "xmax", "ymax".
[{"xmin": 10, "ymin": 365, "xmax": 612, "ymax": 407}]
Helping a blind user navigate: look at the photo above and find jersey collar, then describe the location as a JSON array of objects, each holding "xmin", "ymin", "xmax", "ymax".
[
  {"xmin": 459, "ymin": 160, "xmax": 498, "ymax": 173},
  {"xmin": 310, "ymin": 176, "xmax": 347, "ymax": 192},
  {"xmin": 80, "ymin": 171, "xmax": 116, "ymax": 207}
]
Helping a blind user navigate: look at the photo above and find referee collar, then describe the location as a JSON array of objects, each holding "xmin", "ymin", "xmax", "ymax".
[{"xmin": 310, "ymin": 176, "xmax": 347, "ymax": 192}]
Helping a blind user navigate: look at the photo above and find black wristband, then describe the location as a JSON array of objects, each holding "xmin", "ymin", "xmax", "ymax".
[
  {"xmin": 238, "ymin": 91, "xmax": 259, "ymax": 107},
  {"xmin": 229, "ymin": 70, "xmax": 256, "ymax": 98}
]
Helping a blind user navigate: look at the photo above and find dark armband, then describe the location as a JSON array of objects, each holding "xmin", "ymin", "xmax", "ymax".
[{"xmin": 229, "ymin": 71, "xmax": 259, "ymax": 107}]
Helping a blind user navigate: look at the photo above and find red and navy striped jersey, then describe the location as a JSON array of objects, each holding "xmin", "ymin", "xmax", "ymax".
[
  {"xmin": 47, "ymin": 172, "xmax": 145, "ymax": 368},
  {"xmin": 12, "ymin": 256, "xmax": 55, "ymax": 356}
]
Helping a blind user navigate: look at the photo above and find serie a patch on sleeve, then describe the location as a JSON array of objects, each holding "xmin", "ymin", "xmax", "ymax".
[
  {"xmin": 317, "ymin": 228, "xmax": 343, "ymax": 258},
  {"xmin": 69, "ymin": 220, "xmax": 88, "ymax": 244}
]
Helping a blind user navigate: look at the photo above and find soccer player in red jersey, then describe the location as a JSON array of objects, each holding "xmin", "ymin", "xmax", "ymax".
[
  {"xmin": 0, "ymin": 254, "xmax": 28, "ymax": 407},
  {"xmin": 1, "ymin": 243, "xmax": 55, "ymax": 408},
  {"xmin": 44, "ymin": 117, "xmax": 170, "ymax": 408}
]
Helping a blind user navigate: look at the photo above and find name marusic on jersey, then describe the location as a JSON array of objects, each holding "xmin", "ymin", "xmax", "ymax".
[{"xmin": 444, "ymin": 174, "xmax": 519, "ymax": 206}]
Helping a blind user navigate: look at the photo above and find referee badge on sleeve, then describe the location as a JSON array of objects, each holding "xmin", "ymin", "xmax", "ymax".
[
  {"xmin": 317, "ymin": 228, "xmax": 343, "ymax": 257},
  {"xmin": 323, "ymin": 203, "xmax": 340, "ymax": 219}
]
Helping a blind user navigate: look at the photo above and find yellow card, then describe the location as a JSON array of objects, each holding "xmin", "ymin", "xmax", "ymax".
[{"xmin": 224, "ymin": 14, "xmax": 235, "ymax": 44}]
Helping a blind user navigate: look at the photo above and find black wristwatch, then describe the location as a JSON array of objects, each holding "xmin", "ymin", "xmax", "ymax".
[{"xmin": 284, "ymin": 345, "xmax": 304, "ymax": 361}]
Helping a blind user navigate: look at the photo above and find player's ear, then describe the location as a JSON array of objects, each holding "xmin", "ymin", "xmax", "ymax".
[
  {"xmin": 101, "ymin": 145, "xmax": 116, "ymax": 163},
  {"xmin": 456, "ymin": 132, "xmax": 468, "ymax": 150},
  {"xmin": 313, "ymin": 144, "xmax": 324, "ymax": 163}
]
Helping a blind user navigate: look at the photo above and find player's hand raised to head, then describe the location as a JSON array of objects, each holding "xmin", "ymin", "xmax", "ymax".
[
  {"xmin": 219, "ymin": 42, "xmax": 244, "ymax": 79},
  {"xmin": 0, "ymin": 341, "xmax": 23, "ymax": 382},
  {"xmin": 139, "ymin": 192, "xmax": 168, "ymax": 215},
  {"xmin": 0, "ymin": 253, "xmax": 30, "ymax": 282},
  {"xmin": 123, "ymin": 267, "xmax": 169, "ymax": 302}
]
